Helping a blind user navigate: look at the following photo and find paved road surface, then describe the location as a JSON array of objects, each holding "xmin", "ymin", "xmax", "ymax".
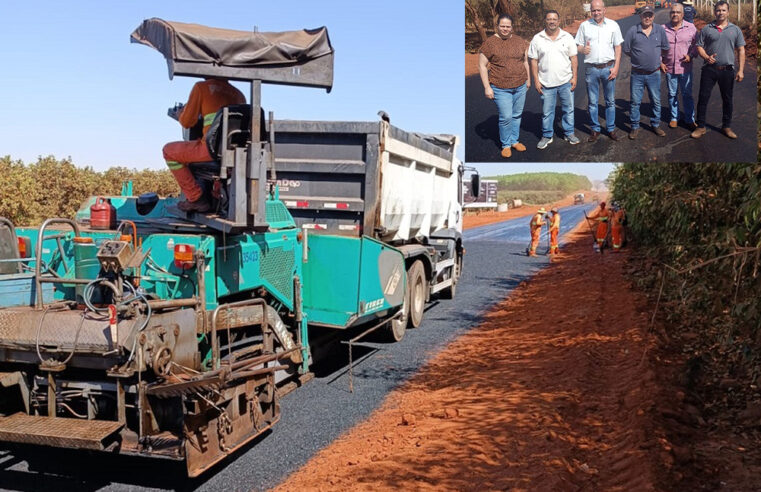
[
  {"xmin": 0, "ymin": 205, "xmax": 595, "ymax": 491},
  {"xmin": 465, "ymin": 9, "xmax": 757, "ymax": 163}
]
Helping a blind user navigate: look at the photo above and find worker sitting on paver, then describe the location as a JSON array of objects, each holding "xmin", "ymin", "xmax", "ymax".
[
  {"xmin": 529, "ymin": 207, "xmax": 547, "ymax": 256},
  {"xmin": 587, "ymin": 201, "xmax": 610, "ymax": 251},
  {"xmin": 610, "ymin": 203, "xmax": 627, "ymax": 252},
  {"xmin": 164, "ymin": 78, "xmax": 246, "ymax": 212},
  {"xmin": 548, "ymin": 207, "xmax": 561, "ymax": 255}
]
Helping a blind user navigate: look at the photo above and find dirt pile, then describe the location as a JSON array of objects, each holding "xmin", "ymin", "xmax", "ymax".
[{"xmin": 275, "ymin": 228, "xmax": 671, "ymax": 491}]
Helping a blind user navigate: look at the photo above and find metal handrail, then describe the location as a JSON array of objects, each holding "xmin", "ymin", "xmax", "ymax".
[
  {"xmin": 34, "ymin": 218, "xmax": 81, "ymax": 309},
  {"xmin": 0, "ymin": 217, "xmax": 21, "ymax": 274},
  {"xmin": 210, "ymin": 298, "xmax": 267, "ymax": 370}
]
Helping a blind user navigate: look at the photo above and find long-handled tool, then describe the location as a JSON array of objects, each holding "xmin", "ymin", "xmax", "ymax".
[{"xmin": 583, "ymin": 210, "xmax": 603, "ymax": 255}]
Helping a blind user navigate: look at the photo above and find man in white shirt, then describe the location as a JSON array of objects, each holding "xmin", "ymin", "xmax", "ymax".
[
  {"xmin": 528, "ymin": 10, "xmax": 579, "ymax": 150},
  {"xmin": 575, "ymin": 0, "xmax": 624, "ymax": 142}
]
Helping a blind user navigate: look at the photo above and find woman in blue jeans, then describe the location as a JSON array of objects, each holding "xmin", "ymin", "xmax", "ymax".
[{"xmin": 478, "ymin": 14, "xmax": 530, "ymax": 159}]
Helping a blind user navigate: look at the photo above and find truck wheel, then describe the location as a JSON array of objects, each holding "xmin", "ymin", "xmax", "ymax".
[
  {"xmin": 439, "ymin": 253, "xmax": 461, "ymax": 300},
  {"xmin": 407, "ymin": 260, "xmax": 426, "ymax": 328},
  {"xmin": 387, "ymin": 289, "xmax": 409, "ymax": 342}
]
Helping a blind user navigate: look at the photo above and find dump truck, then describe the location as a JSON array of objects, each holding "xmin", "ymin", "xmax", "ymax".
[{"xmin": 0, "ymin": 18, "xmax": 472, "ymax": 476}]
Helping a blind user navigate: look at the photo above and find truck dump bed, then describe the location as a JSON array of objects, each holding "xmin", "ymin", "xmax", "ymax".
[{"xmin": 272, "ymin": 120, "xmax": 462, "ymax": 243}]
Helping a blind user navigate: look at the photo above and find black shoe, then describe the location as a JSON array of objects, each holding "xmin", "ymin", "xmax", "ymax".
[{"xmin": 178, "ymin": 197, "xmax": 211, "ymax": 213}]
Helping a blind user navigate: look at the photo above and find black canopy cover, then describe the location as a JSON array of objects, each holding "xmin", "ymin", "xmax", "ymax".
[{"xmin": 131, "ymin": 18, "xmax": 334, "ymax": 90}]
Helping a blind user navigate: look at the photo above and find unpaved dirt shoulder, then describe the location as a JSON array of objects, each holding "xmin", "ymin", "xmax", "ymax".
[{"xmin": 275, "ymin": 226, "xmax": 669, "ymax": 491}]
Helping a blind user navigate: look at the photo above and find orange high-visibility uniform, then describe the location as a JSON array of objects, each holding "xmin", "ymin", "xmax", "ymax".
[
  {"xmin": 163, "ymin": 79, "xmax": 246, "ymax": 202},
  {"xmin": 611, "ymin": 209, "xmax": 626, "ymax": 251},
  {"xmin": 549, "ymin": 212, "xmax": 560, "ymax": 254},
  {"xmin": 529, "ymin": 212, "xmax": 545, "ymax": 256},
  {"xmin": 587, "ymin": 206, "xmax": 610, "ymax": 247}
]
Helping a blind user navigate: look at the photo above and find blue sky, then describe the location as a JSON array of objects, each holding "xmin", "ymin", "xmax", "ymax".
[{"xmin": 1, "ymin": 1, "xmax": 463, "ymax": 170}]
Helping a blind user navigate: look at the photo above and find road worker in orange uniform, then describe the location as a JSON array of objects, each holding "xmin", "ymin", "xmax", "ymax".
[
  {"xmin": 586, "ymin": 201, "xmax": 611, "ymax": 251},
  {"xmin": 164, "ymin": 78, "xmax": 246, "ymax": 212},
  {"xmin": 529, "ymin": 207, "xmax": 546, "ymax": 256},
  {"xmin": 548, "ymin": 207, "xmax": 560, "ymax": 254},
  {"xmin": 610, "ymin": 203, "xmax": 626, "ymax": 252}
]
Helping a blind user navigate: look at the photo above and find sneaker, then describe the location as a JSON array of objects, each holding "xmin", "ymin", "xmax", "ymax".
[
  {"xmin": 691, "ymin": 127, "xmax": 707, "ymax": 139},
  {"xmin": 722, "ymin": 127, "xmax": 737, "ymax": 139},
  {"xmin": 177, "ymin": 197, "xmax": 211, "ymax": 213},
  {"xmin": 628, "ymin": 128, "xmax": 639, "ymax": 140},
  {"xmin": 512, "ymin": 142, "xmax": 527, "ymax": 152},
  {"xmin": 669, "ymin": 120, "xmax": 678, "ymax": 128},
  {"xmin": 564, "ymin": 133, "xmax": 580, "ymax": 145},
  {"xmin": 501, "ymin": 147, "xmax": 512, "ymax": 158},
  {"xmin": 537, "ymin": 136, "xmax": 553, "ymax": 150},
  {"xmin": 654, "ymin": 127, "xmax": 666, "ymax": 137}
]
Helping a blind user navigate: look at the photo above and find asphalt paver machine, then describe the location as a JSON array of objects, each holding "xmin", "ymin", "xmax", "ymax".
[{"xmin": 0, "ymin": 18, "xmax": 467, "ymax": 476}]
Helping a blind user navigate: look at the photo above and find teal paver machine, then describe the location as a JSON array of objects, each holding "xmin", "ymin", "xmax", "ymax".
[{"xmin": 0, "ymin": 18, "xmax": 466, "ymax": 476}]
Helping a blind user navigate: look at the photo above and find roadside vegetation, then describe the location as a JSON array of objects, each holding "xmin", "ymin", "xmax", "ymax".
[
  {"xmin": 610, "ymin": 163, "xmax": 761, "ymax": 486},
  {"xmin": 466, "ymin": 0, "xmax": 585, "ymax": 50},
  {"xmin": 0, "ymin": 155, "xmax": 178, "ymax": 227},
  {"xmin": 487, "ymin": 172, "xmax": 592, "ymax": 204}
]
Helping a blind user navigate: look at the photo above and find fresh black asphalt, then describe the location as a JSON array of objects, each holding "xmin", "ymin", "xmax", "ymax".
[
  {"xmin": 0, "ymin": 204, "xmax": 595, "ymax": 491},
  {"xmin": 466, "ymin": 9, "xmax": 757, "ymax": 163}
]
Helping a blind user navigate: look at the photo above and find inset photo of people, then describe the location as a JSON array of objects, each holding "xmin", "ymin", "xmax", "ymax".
[{"xmin": 464, "ymin": 0, "xmax": 757, "ymax": 163}]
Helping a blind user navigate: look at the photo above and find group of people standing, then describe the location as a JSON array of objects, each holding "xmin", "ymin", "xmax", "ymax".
[
  {"xmin": 528, "ymin": 201, "xmax": 626, "ymax": 258},
  {"xmin": 586, "ymin": 201, "xmax": 627, "ymax": 253},
  {"xmin": 478, "ymin": 0, "xmax": 746, "ymax": 158}
]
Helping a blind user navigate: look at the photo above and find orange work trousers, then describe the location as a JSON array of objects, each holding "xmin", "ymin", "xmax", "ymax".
[
  {"xmin": 611, "ymin": 225, "xmax": 623, "ymax": 251},
  {"xmin": 550, "ymin": 228, "xmax": 559, "ymax": 254},
  {"xmin": 595, "ymin": 222, "xmax": 608, "ymax": 246},
  {"xmin": 163, "ymin": 139, "xmax": 213, "ymax": 202},
  {"xmin": 530, "ymin": 227, "xmax": 541, "ymax": 254}
]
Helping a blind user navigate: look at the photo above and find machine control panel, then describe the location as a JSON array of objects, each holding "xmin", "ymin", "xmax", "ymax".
[{"xmin": 96, "ymin": 240, "xmax": 134, "ymax": 273}]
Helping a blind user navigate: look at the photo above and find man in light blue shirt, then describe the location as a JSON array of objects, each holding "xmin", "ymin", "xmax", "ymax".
[{"xmin": 575, "ymin": 0, "xmax": 623, "ymax": 142}]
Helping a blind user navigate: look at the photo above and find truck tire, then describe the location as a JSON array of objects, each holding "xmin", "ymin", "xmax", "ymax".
[
  {"xmin": 387, "ymin": 289, "xmax": 408, "ymax": 342},
  {"xmin": 439, "ymin": 253, "xmax": 461, "ymax": 300},
  {"xmin": 407, "ymin": 260, "xmax": 426, "ymax": 328}
]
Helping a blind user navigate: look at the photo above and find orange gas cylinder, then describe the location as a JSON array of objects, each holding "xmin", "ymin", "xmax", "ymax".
[{"xmin": 90, "ymin": 197, "xmax": 116, "ymax": 230}]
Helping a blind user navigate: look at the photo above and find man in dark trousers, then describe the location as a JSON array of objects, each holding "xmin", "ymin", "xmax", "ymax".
[
  {"xmin": 623, "ymin": 6, "xmax": 670, "ymax": 139},
  {"xmin": 690, "ymin": 0, "xmax": 746, "ymax": 140}
]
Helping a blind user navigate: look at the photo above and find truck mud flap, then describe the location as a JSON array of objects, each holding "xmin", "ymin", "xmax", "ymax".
[{"xmin": 0, "ymin": 413, "xmax": 123, "ymax": 450}]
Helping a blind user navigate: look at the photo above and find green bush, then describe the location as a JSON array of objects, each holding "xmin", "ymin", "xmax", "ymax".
[
  {"xmin": 497, "ymin": 190, "xmax": 569, "ymax": 204},
  {"xmin": 0, "ymin": 155, "xmax": 179, "ymax": 226},
  {"xmin": 487, "ymin": 172, "xmax": 592, "ymax": 193},
  {"xmin": 610, "ymin": 163, "xmax": 761, "ymax": 398}
]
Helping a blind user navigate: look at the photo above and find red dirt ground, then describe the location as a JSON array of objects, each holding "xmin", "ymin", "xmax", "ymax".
[{"xmin": 275, "ymin": 225, "xmax": 673, "ymax": 491}]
